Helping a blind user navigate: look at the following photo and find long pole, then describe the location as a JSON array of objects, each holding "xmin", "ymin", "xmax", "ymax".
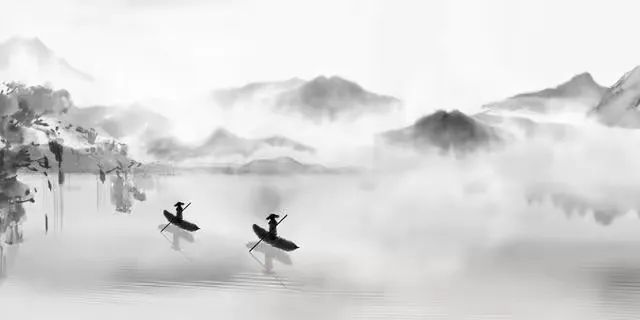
[
  {"xmin": 160, "ymin": 202, "xmax": 191, "ymax": 232},
  {"xmin": 249, "ymin": 214, "xmax": 287, "ymax": 252}
]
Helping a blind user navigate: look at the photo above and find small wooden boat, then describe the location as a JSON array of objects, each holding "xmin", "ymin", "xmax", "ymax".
[
  {"xmin": 163, "ymin": 210, "xmax": 199, "ymax": 232},
  {"xmin": 252, "ymin": 224, "xmax": 298, "ymax": 251},
  {"xmin": 157, "ymin": 224, "xmax": 195, "ymax": 242}
]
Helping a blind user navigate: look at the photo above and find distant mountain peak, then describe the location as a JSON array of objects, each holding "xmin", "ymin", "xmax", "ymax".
[
  {"xmin": 147, "ymin": 127, "xmax": 315, "ymax": 161},
  {"xmin": 382, "ymin": 109, "xmax": 500, "ymax": 154},
  {"xmin": 482, "ymin": 71, "xmax": 606, "ymax": 114},
  {"xmin": 510, "ymin": 71, "xmax": 605, "ymax": 99},
  {"xmin": 4, "ymin": 36, "xmax": 50, "ymax": 54},
  {"xmin": 308, "ymin": 74, "xmax": 356, "ymax": 84},
  {"xmin": 570, "ymin": 72, "xmax": 597, "ymax": 83},
  {"xmin": 0, "ymin": 36, "xmax": 94, "ymax": 82},
  {"xmin": 235, "ymin": 77, "xmax": 305, "ymax": 92},
  {"xmin": 236, "ymin": 156, "xmax": 328, "ymax": 175},
  {"xmin": 603, "ymin": 65, "xmax": 640, "ymax": 96},
  {"xmin": 591, "ymin": 65, "xmax": 640, "ymax": 128},
  {"xmin": 208, "ymin": 127, "xmax": 236, "ymax": 140},
  {"xmin": 542, "ymin": 72, "xmax": 600, "ymax": 95},
  {"xmin": 415, "ymin": 109, "xmax": 467, "ymax": 125},
  {"xmin": 212, "ymin": 75, "xmax": 401, "ymax": 121},
  {"xmin": 305, "ymin": 74, "xmax": 364, "ymax": 91}
]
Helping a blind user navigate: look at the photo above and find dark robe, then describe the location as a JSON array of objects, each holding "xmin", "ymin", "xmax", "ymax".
[
  {"xmin": 176, "ymin": 206, "xmax": 184, "ymax": 221},
  {"xmin": 268, "ymin": 218, "xmax": 278, "ymax": 237}
]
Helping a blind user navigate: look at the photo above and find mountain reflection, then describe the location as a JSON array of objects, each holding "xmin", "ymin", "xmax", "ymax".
[
  {"xmin": 526, "ymin": 191, "xmax": 634, "ymax": 226},
  {"xmin": 110, "ymin": 171, "xmax": 146, "ymax": 214}
]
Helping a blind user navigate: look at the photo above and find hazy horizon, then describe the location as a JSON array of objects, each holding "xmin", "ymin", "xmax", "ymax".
[
  {"xmin": 2, "ymin": 0, "xmax": 640, "ymax": 119},
  {"xmin": 5, "ymin": 2, "xmax": 640, "ymax": 319}
]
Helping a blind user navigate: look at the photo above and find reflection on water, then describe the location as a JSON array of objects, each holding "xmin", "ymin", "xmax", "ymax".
[
  {"xmin": 0, "ymin": 245, "xmax": 5, "ymax": 284},
  {"xmin": 526, "ymin": 191, "xmax": 636, "ymax": 226},
  {"xmin": 110, "ymin": 171, "xmax": 146, "ymax": 214},
  {"xmin": 3, "ymin": 222, "xmax": 23, "ymax": 245},
  {"xmin": 0, "ymin": 176, "xmax": 27, "ymax": 285},
  {"xmin": 0, "ymin": 231, "xmax": 21, "ymax": 287},
  {"xmin": 158, "ymin": 224, "xmax": 195, "ymax": 251},
  {"xmin": 248, "ymin": 242, "xmax": 293, "ymax": 267},
  {"xmin": 247, "ymin": 242, "xmax": 293, "ymax": 275},
  {"xmin": 3, "ymin": 173, "xmax": 640, "ymax": 319},
  {"xmin": 598, "ymin": 266, "xmax": 640, "ymax": 318}
]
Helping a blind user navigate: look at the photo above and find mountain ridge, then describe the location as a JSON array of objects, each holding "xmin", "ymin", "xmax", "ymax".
[
  {"xmin": 212, "ymin": 75, "xmax": 401, "ymax": 121},
  {"xmin": 591, "ymin": 65, "xmax": 640, "ymax": 128},
  {"xmin": 146, "ymin": 128, "xmax": 315, "ymax": 161},
  {"xmin": 482, "ymin": 72, "xmax": 607, "ymax": 114},
  {"xmin": 0, "ymin": 37, "xmax": 94, "ymax": 82},
  {"xmin": 381, "ymin": 109, "xmax": 501, "ymax": 154}
]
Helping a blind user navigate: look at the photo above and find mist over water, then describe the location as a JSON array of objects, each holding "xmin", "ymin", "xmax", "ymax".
[
  {"xmin": 3, "ymin": 3, "xmax": 640, "ymax": 317},
  {"xmin": 3, "ymin": 126, "xmax": 640, "ymax": 319}
]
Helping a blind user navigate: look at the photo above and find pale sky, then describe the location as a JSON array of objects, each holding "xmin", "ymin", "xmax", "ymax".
[{"xmin": 2, "ymin": 0, "xmax": 640, "ymax": 118}]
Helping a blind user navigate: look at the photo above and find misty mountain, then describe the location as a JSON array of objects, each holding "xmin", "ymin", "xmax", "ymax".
[
  {"xmin": 232, "ymin": 156, "xmax": 356, "ymax": 175},
  {"xmin": 213, "ymin": 78, "xmax": 305, "ymax": 106},
  {"xmin": 0, "ymin": 83, "xmax": 137, "ymax": 179},
  {"xmin": 212, "ymin": 75, "xmax": 401, "ymax": 121},
  {"xmin": 62, "ymin": 104, "xmax": 171, "ymax": 140},
  {"xmin": 0, "ymin": 37, "xmax": 94, "ymax": 83},
  {"xmin": 234, "ymin": 157, "xmax": 328, "ymax": 175},
  {"xmin": 483, "ymin": 73, "xmax": 607, "ymax": 114},
  {"xmin": 591, "ymin": 66, "xmax": 640, "ymax": 128},
  {"xmin": 381, "ymin": 110, "xmax": 501, "ymax": 153},
  {"xmin": 0, "ymin": 82, "xmax": 72, "ymax": 116},
  {"xmin": 147, "ymin": 128, "xmax": 315, "ymax": 161},
  {"xmin": 27, "ymin": 138, "xmax": 133, "ymax": 174},
  {"xmin": 527, "ymin": 191, "xmax": 631, "ymax": 226},
  {"xmin": 473, "ymin": 112, "xmax": 576, "ymax": 140},
  {"xmin": 276, "ymin": 76, "xmax": 401, "ymax": 120}
]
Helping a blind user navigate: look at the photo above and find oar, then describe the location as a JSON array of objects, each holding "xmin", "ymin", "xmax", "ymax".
[
  {"xmin": 249, "ymin": 214, "xmax": 287, "ymax": 252},
  {"xmin": 160, "ymin": 202, "xmax": 192, "ymax": 232}
]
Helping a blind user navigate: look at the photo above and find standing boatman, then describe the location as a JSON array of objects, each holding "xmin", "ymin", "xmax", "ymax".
[
  {"xmin": 266, "ymin": 213, "xmax": 279, "ymax": 239},
  {"xmin": 175, "ymin": 202, "xmax": 185, "ymax": 221}
]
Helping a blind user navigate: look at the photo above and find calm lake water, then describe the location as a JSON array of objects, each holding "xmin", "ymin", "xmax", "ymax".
[{"xmin": 2, "ymin": 172, "xmax": 640, "ymax": 319}]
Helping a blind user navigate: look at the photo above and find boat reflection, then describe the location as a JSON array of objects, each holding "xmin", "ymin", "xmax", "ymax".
[
  {"xmin": 158, "ymin": 224, "xmax": 195, "ymax": 251},
  {"xmin": 246, "ymin": 241, "xmax": 293, "ymax": 275}
]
